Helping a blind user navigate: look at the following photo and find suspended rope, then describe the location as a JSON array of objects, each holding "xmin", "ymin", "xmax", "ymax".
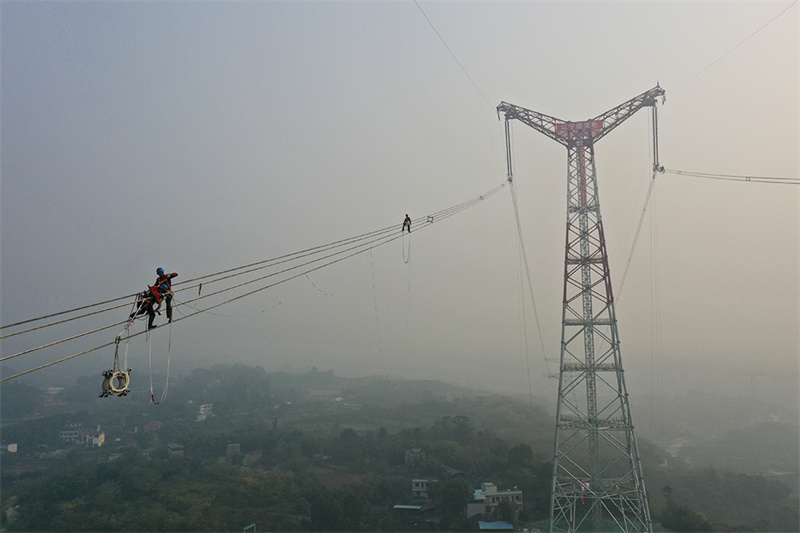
[
  {"xmin": 504, "ymin": 117, "xmax": 551, "ymax": 402},
  {"xmin": 148, "ymin": 329, "xmax": 157, "ymax": 404},
  {"xmin": 147, "ymin": 323, "xmax": 172, "ymax": 404},
  {"xmin": 648, "ymin": 196, "xmax": 665, "ymax": 444},
  {"xmin": 173, "ymin": 297, "xmax": 282, "ymax": 318},
  {"xmin": 507, "ymin": 186, "xmax": 548, "ymax": 360},
  {"xmin": 400, "ymin": 245, "xmax": 411, "ymax": 392},
  {"xmin": 369, "ymin": 250, "xmax": 388, "ymax": 381},
  {"xmin": 100, "ymin": 335, "xmax": 131, "ymax": 398},
  {"xmin": 508, "ymin": 182, "xmax": 552, "ymax": 368},
  {"xmin": 618, "ymin": 169, "xmax": 658, "ymax": 300},
  {"xmin": 619, "ymin": 104, "xmax": 663, "ymax": 300},
  {"xmin": 305, "ymin": 274, "xmax": 339, "ymax": 297},
  {"xmin": 516, "ymin": 224, "xmax": 535, "ymax": 409},
  {"xmin": 402, "ymin": 233, "xmax": 411, "ymax": 264}
]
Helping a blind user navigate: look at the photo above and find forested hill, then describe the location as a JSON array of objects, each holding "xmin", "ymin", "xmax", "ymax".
[
  {"xmin": 1, "ymin": 365, "xmax": 798, "ymax": 532},
  {"xmin": 1, "ymin": 365, "xmax": 556, "ymax": 453}
]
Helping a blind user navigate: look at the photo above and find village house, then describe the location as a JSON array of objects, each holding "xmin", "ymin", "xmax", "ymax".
[
  {"xmin": 83, "ymin": 428, "xmax": 105, "ymax": 448},
  {"xmin": 466, "ymin": 482, "xmax": 523, "ymax": 519},
  {"xmin": 59, "ymin": 423, "xmax": 105, "ymax": 448},
  {"xmin": 143, "ymin": 421, "xmax": 164, "ymax": 433},
  {"xmin": 411, "ymin": 478, "xmax": 437, "ymax": 499}
]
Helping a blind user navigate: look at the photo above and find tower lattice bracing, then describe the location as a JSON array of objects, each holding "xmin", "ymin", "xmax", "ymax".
[{"xmin": 498, "ymin": 86, "xmax": 664, "ymax": 533}]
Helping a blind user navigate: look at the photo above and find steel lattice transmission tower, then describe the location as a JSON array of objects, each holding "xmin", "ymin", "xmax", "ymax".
[{"xmin": 497, "ymin": 85, "xmax": 665, "ymax": 533}]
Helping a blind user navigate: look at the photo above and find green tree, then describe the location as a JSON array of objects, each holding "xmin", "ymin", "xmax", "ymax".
[
  {"xmin": 431, "ymin": 477, "xmax": 471, "ymax": 517},
  {"xmin": 495, "ymin": 498, "xmax": 517, "ymax": 524},
  {"xmin": 431, "ymin": 415, "xmax": 474, "ymax": 445},
  {"xmin": 310, "ymin": 491, "xmax": 344, "ymax": 531},
  {"xmin": 507, "ymin": 443, "xmax": 533, "ymax": 467},
  {"xmin": 661, "ymin": 503, "xmax": 713, "ymax": 532},
  {"xmin": 0, "ymin": 382, "xmax": 43, "ymax": 419}
]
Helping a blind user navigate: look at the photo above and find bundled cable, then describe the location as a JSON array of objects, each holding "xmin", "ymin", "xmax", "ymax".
[
  {"xmin": 662, "ymin": 168, "xmax": 799, "ymax": 185},
  {"xmin": 0, "ymin": 182, "xmax": 505, "ymax": 383}
]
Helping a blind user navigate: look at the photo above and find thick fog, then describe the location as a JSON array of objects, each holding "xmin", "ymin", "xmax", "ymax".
[{"xmin": 2, "ymin": 2, "xmax": 797, "ymax": 432}]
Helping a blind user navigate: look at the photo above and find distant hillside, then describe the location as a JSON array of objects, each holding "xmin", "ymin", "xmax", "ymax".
[{"xmin": 2, "ymin": 363, "xmax": 798, "ymax": 531}]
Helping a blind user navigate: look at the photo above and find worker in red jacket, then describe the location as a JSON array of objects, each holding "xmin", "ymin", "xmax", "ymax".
[
  {"xmin": 129, "ymin": 285, "xmax": 162, "ymax": 330},
  {"xmin": 402, "ymin": 214, "xmax": 411, "ymax": 233}
]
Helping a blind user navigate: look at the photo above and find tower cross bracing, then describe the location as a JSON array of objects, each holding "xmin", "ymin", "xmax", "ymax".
[{"xmin": 498, "ymin": 85, "xmax": 664, "ymax": 533}]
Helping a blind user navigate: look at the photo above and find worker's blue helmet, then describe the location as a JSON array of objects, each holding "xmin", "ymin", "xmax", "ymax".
[{"xmin": 156, "ymin": 267, "xmax": 165, "ymax": 276}]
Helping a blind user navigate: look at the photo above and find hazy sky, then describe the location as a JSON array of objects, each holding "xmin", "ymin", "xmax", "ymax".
[{"xmin": 1, "ymin": 1, "xmax": 797, "ymax": 413}]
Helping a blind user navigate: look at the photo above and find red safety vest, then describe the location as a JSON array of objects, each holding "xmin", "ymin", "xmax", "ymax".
[{"xmin": 149, "ymin": 285, "xmax": 163, "ymax": 303}]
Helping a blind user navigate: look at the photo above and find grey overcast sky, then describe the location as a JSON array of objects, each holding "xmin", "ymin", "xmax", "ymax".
[{"xmin": 1, "ymin": 1, "xmax": 797, "ymax": 410}]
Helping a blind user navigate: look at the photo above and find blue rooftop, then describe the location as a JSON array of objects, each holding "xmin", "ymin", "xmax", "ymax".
[{"xmin": 478, "ymin": 520, "xmax": 514, "ymax": 530}]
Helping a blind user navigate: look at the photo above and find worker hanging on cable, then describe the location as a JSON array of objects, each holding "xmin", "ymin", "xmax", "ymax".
[
  {"xmin": 402, "ymin": 214, "xmax": 411, "ymax": 233},
  {"xmin": 129, "ymin": 285, "xmax": 163, "ymax": 330},
  {"xmin": 154, "ymin": 267, "xmax": 178, "ymax": 323}
]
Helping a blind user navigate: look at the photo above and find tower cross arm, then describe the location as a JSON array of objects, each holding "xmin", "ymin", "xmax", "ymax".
[
  {"xmin": 497, "ymin": 101, "xmax": 570, "ymax": 146},
  {"xmin": 591, "ymin": 85, "xmax": 665, "ymax": 143}
]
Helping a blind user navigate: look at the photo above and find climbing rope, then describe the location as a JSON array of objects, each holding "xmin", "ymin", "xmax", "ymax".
[
  {"xmin": 400, "ymin": 243, "xmax": 412, "ymax": 391},
  {"xmin": 147, "ymin": 321, "xmax": 172, "ymax": 404},
  {"xmin": 369, "ymin": 250, "xmax": 387, "ymax": 380},
  {"xmin": 508, "ymin": 181, "xmax": 549, "ymax": 362},
  {"xmin": 402, "ymin": 232, "xmax": 411, "ymax": 264}
]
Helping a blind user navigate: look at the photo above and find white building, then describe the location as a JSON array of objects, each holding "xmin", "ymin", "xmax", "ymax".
[
  {"xmin": 59, "ymin": 429, "xmax": 82, "ymax": 444},
  {"xmin": 83, "ymin": 429, "xmax": 105, "ymax": 448},
  {"xmin": 60, "ymin": 424, "xmax": 105, "ymax": 447},
  {"xmin": 466, "ymin": 482, "xmax": 523, "ymax": 519},
  {"xmin": 412, "ymin": 478, "xmax": 437, "ymax": 499}
]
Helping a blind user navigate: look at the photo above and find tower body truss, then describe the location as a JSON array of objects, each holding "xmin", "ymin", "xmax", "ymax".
[{"xmin": 498, "ymin": 86, "xmax": 664, "ymax": 533}]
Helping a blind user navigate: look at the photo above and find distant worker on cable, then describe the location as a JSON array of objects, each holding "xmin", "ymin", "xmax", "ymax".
[
  {"xmin": 155, "ymin": 267, "xmax": 178, "ymax": 323},
  {"xmin": 130, "ymin": 285, "xmax": 162, "ymax": 330},
  {"xmin": 402, "ymin": 214, "xmax": 411, "ymax": 233}
]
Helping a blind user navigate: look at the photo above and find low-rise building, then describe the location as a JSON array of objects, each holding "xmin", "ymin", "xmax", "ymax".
[
  {"xmin": 143, "ymin": 421, "xmax": 164, "ymax": 433},
  {"xmin": 466, "ymin": 482, "xmax": 523, "ymax": 519},
  {"xmin": 226, "ymin": 443, "xmax": 241, "ymax": 462},
  {"xmin": 59, "ymin": 424, "xmax": 105, "ymax": 447},
  {"xmin": 59, "ymin": 429, "xmax": 82, "ymax": 444},
  {"xmin": 412, "ymin": 478, "xmax": 437, "ymax": 499},
  {"xmin": 83, "ymin": 429, "xmax": 105, "ymax": 448},
  {"xmin": 404, "ymin": 447, "xmax": 423, "ymax": 464},
  {"xmin": 167, "ymin": 443, "xmax": 184, "ymax": 456}
]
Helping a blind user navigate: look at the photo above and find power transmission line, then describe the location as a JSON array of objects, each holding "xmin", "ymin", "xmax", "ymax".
[
  {"xmin": 413, "ymin": 0, "xmax": 493, "ymax": 108},
  {"xmin": 663, "ymin": 168, "xmax": 799, "ymax": 185},
  {"xmin": 0, "ymin": 183, "xmax": 505, "ymax": 382},
  {"xmin": 672, "ymin": 1, "xmax": 798, "ymax": 94}
]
